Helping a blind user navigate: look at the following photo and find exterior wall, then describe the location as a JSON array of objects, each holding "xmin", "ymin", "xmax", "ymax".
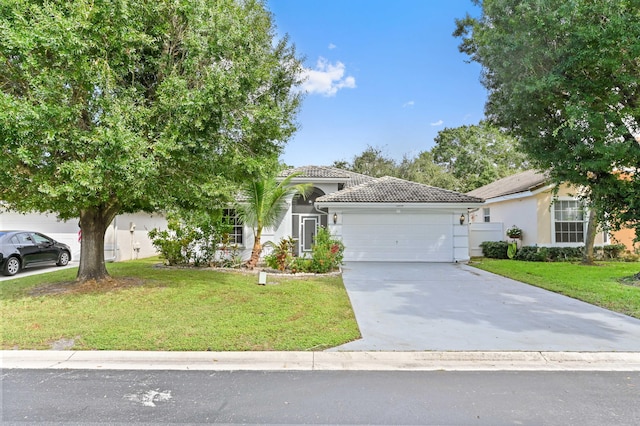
[
  {"xmin": 245, "ymin": 182, "xmax": 340, "ymax": 261},
  {"xmin": 470, "ymin": 196, "xmax": 538, "ymax": 245},
  {"xmin": 106, "ymin": 213, "xmax": 167, "ymax": 261},
  {"xmin": 470, "ymin": 184, "xmax": 609, "ymax": 247},
  {"xmin": 0, "ymin": 209, "xmax": 167, "ymax": 262},
  {"xmin": 611, "ymin": 228, "xmax": 637, "ymax": 252}
]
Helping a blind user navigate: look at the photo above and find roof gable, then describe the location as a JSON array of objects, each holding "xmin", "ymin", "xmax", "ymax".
[
  {"xmin": 317, "ymin": 176, "xmax": 484, "ymax": 204},
  {"xmin": 467, "ymin": 170, "xmax": 548, "ymax": 200}
]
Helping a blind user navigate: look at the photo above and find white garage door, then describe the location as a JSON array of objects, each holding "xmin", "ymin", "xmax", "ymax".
[{"xmin": 342, "ymin": 212, "xmax": 454, "ymax": 262}]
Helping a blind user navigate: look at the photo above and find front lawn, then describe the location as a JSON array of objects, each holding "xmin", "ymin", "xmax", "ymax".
[
  {"xmin": 0, "ymin": 258, "xmax": 360, "ymax": 351},
  {"xmin": 470, "ymin": 259, "xmax": 640, "ymax": 319}
]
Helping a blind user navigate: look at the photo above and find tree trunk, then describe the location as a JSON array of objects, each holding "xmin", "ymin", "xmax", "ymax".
[
  {"xmin": 582, "ymin": 208, "xmax": 598, "ymax": 265},
  {"xmin": 246, "ymin": 228, "xmax": 262, "ymax": 269},
  {"xmin": 77, "ymin": 205, "xmax": 118, "ymax": 282}
]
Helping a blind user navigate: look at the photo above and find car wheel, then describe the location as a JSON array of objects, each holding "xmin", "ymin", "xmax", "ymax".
[
  {"xmin": 3, "ymin": 257, "xmax": 21, "ymax": 276},
  {"xmin": 57, "ymin": 251, "xmax": 70, "ymax": 267}
]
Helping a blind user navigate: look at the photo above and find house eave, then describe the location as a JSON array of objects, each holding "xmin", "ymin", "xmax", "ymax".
[
  {"xmin": 315, "ymin": 201, "xmax": 485, "ymax": 210},
  {"xmin": 481, "ymin": 184, "xmax": 555, "ymax": 204}
]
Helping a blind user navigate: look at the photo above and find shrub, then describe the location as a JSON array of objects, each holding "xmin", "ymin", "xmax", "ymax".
[
  {"xmin": 514, "ymin": 245, "xmax": 546, "ymax": 262},
  {"xmin": 601, "ymin": 244, "xmax": 627, "ymax": 260},
  {"xmin": 264, "ymin": 237, "xmax": 296, "ymax": 271},
  {"xmin": 149, "ymin": 211, "xmax": 236, "ymax": 266},
  {"xmin": 309, "ymin": 227, "xmax": 344, "ymax": 273},
  {"xmin": 480, "ymin": 241, "xmax": 510, "ymax": 259}
]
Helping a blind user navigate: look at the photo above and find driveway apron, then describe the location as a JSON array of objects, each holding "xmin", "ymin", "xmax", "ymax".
[{"xmin": 331, "ymin": 262, "xmax": 640, "ymax": 352}]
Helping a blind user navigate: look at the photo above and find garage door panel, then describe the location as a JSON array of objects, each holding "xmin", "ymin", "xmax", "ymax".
[{"xmin": 342, "ymin": 213, "xmax": 453, "ymax": 262}]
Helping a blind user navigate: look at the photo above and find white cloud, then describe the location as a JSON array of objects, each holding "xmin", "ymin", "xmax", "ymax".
[
  {"xmin": 300, "ymin": 57, "xmax": 356, "ymax": 97},
  {"xmin": 403, "ymin": 101, "xmax": 415, "ymax": 108},
  {"xmin": 430, "ymin": 119, "xmax": 444, "ymax": 126},
  {"xmin": 328, "ymin": 43, "xmax": 337, "ymax": 49}
]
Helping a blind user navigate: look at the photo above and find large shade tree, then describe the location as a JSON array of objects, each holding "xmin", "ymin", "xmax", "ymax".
[
  {"xmin": 455, "ymin": 0, "xmax": 640, "ymax": 262},
  {"xmin": 0, "ymin": 0, "xmax": 303, "ymax": 281}
]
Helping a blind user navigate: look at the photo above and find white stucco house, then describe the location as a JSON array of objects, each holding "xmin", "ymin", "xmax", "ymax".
[
  {"xmin": 247, "ymin": 166, "xmax": 485, "ymax": 263},
  {"xmin": 1, "ymin": 165, "xmax": 486, "ymax": 264}
]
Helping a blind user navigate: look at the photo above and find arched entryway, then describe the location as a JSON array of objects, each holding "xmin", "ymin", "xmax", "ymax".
[{"xmin": 292, "ymin": 187, "xmax": 328, "ymax": 256}]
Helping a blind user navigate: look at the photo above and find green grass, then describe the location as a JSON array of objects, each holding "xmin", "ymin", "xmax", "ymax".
[
  {"xmin": 470, "ymin": 258, "xmax": 640, "ymax": 319},
  {"xmin": 0, "ymin": 258, "xmax": 360, "ymax": 351}
]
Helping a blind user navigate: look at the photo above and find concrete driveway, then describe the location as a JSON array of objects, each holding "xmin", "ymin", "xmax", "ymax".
[{"xmin": 332, "ymin": 262, "xmax": 640, "ymax": 352}]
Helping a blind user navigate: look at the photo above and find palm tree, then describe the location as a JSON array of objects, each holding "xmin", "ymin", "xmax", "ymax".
[{"xmin": 238, "ymin": 172, "xmax": 312, "ymax": 269}]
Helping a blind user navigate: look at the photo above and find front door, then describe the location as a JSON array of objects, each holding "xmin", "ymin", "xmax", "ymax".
[{"xmin": 301, "ymin": 216, "xmax": 319, "ymax": 254}]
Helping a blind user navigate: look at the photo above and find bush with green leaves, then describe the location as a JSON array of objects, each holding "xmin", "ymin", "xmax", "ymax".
[
  {"xmin": 310, "ymin": 227, "xmax": 345, "ymax": 273},
  {"xmin": 264, "ymin": 237, "xmax": 296, "ymax": 271},
  {"xmin": 479, "ymin": 241, "xmax": 510, "ymax": 259},
  {"xmin": 264, "ymin": 228, "xmax": 344, "ymax": 274},
  {"xmin": 480, "ymin": 241, "xmax": 634, "ymax": 262},
  {"xmin": 149, "ymin": 211, "xmax": 238, "ymax": 266}
]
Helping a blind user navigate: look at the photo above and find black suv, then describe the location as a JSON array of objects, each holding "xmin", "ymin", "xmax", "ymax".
[{"xmin": 0, "ymin": 231, "xmax": 72, "ymax": 276}]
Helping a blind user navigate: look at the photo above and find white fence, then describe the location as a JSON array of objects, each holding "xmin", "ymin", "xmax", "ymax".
[{"xmin": 469, "ymin": 222, "xmax": 504, "ymax": 257}]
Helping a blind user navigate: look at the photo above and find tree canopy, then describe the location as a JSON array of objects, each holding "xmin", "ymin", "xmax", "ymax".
[
  {"xmin": 334, "ymin": 122, "xmax": 526, "ymax": 193},
  {"xmin": 0, "ymin": 0, "xmax": 303, "ymax": 281},
  {"xmin": 455, "ymin": 0, "xmax": 640, "ymax": 246},
  {"xmin": 431, "ymin": 121, "xmax": 527, "ymax": 192}
]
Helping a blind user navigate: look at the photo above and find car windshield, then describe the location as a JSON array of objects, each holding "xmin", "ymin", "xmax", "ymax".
[{"xmin": 0, "ymin": 231, "xmax": 8, "ymax": 239}]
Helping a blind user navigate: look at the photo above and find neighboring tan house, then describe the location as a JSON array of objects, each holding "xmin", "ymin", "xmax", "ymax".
[{"xmin": 466, "ymin": 170, "xmax": 612, "ymax": 256}]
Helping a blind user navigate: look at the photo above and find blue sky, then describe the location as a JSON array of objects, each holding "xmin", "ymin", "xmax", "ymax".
[{"xmin": 266, "ymin": 0, "xmax": 487, "ymax": 167}]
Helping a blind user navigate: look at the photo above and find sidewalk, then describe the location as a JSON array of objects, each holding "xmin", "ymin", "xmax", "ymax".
[{"xmin": 3, "ymin": 350, "xmax": 640, "ymax": 371}]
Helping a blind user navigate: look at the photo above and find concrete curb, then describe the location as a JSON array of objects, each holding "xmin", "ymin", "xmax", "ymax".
[{"xmin": 2, "ymin": 350, "xmax": 640, "ymax": 371}]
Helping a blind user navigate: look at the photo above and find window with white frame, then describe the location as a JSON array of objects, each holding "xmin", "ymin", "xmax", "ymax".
[
  {"xmin": 483, "ymin": 207, "xmax": 491, "ymax": 223},
  {"xmin": 553, "ymin": 200, "xmax": 585, "ymax": 243},
  {"xmin": 223, "ymin": 209, "xmax": 243, "ymax": 245}
]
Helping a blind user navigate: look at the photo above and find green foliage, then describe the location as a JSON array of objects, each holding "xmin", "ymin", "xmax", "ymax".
[
  {"xmin": 265, "ymin": 228, "xmax": 344, "ymax": 274},
  {"xmin": 310, "ymin": 227, "xmax": 345, "ymax": 274},
  {"xmin": 333, "ymin": 145, "xmax": 397, "ymax": 178},
  {"xmin": 148, "ymin": 211, "xmax": 240, "ymax": 267},
  {"xmin": 264, "ymin": 237, "xmax": 296, "ymax": 271},
  {"xmin": 455, "ymin": 0, "xmax": 640, "ymax": 242},
  {"xmin": 482, "ymin": 243, "xmax": 632, "ymax": 263},
  {"xmin": 397, "ymin": 151, "xmax": 462, "ymax": 190},
  {"xmin": 480, "ymin": 241, "xmax": 510, "ymax": 259},
  {"xmin": 506, "ymin": 225, "xmax": 522, "ymax": 239},
  {"xmin": 0, "ymin": 0, "xmax": 303, "ymax": 280},
  {"xmin": 432, "ymin": 121, "xmax": 528, "ymax": 192},
  {"xmin": 238, "ymin": 167, "xmax": 312, "ymax": 268},
  {"xmin": 333, "ymin": 126, "xmax": 528, "ymax": 192},
  {"xmin": 513, "ymin": 246, "xmax": 546, "ymax": 262}
]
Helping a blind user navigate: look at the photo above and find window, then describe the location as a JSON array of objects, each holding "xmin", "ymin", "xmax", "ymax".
[
  {"xmin": 554, "ymin": 200, "xmax": 585, "ymax": 243},
  {"xmin": 483, "ymin": 208, "xmax": 491, "ymax": 223},
  {"xmin": 223, "ymin": 209, "xmax": 243, "ymax": 245}
]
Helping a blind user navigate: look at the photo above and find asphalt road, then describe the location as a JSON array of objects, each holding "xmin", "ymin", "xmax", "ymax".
[{"xmin": 2, "ymin": 369, "xmax": 639, "ymax": 425}]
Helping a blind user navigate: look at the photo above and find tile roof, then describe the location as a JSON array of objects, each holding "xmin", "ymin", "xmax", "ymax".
[
  {"xmin": 279, "ymin": 165, "xmax": 374, "ymax": 188},
  {"xmin": 466, "ymin": 170, "xmax": 548, "ymax": 199},
  {"xmin": 316, "ymin": 176, "xmax": 484, "ymax": 204}
]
